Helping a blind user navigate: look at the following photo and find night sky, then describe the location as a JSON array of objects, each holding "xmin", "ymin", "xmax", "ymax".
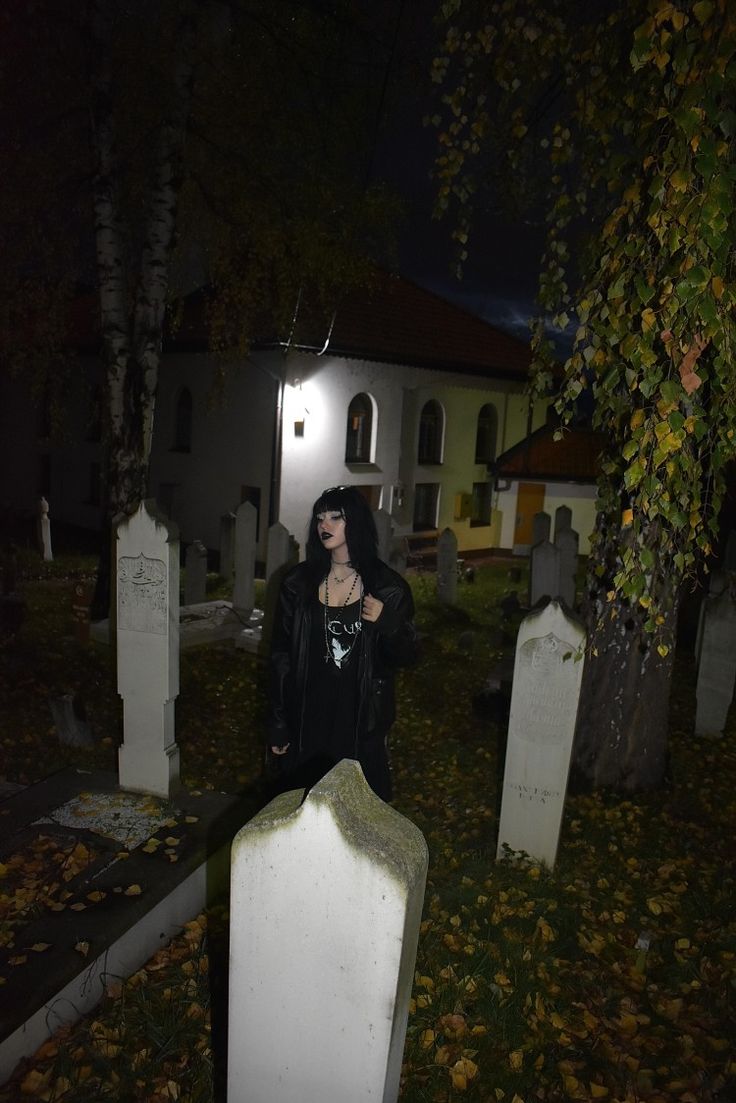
[{"xmin": 368, "ymin": 1, "xmax": 545, "ymax": 344}]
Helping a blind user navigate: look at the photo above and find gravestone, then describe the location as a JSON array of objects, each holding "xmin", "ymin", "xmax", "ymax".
[
  {"xmin": 374, "ymin": 508, "xmax": 392, "ymax": 564},
  {"xmin": 388, "ymin": 535, "xmax": 408, "ymax": 576},
  {"xmin": 694, "ymin": 571, "xmax": 736, "ymax": 738},
  {"xmin": 227, "ymin": 759, "xmax": 428, "ymax": 1103},
  {"xmin": 184, "ymin": 540, "xmax": 208, "ymax": 606},
  {"xmin": 49, "ymin": 694, "xmax": 94, "ymax": 748},
  {"xmin": 219, "ymin": 512, "xmax": 236, "ymax": 582},
  {"xmin": 265, "ymin": 520, "xmax": 292, "ymax": 585},
  {"xmin": 497, "ymin": 601, "xmax": 585, "ymax": 869},
  {"xmin": 233, "ymin": 502, "xmax": 257, "ymax": 614},
  {"xmin": 555, "ymin": 527, "xmax": 579, "ymax": 608},
  {"xmin": 116, "ymin": 500, "xmax": 180, "ymax": 798},
  {"xmin": 529, "ymin": 539, "xmax": 561, "ymax": 607},
  {"xmin": 554, "ymin": 504, "xmax": 572, "ymax": 538},
  {"xmin": 71, "ymin": 580, "xmax": 95, "ymax": 643},
  {"xmin": 723, "ymin": 529, "xmax": 736, "ymax": 572},
  {"xmin": 531, "ymin": 510, "xmax": 551, "ymax": 549},
  {"xmin": 436, "ymin": 527, "xmax": 458, "ymax": 605},
  {"xmin": 37, "ymin": 497, "xmax": 53, "ymax": 561}
]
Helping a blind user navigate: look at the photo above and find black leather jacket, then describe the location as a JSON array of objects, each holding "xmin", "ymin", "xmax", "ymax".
[{"xmin": 268, "ymin": 559, "xmax": 417, "ymax": 755}]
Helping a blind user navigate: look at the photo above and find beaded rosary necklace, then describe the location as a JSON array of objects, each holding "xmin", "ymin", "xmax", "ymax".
[{"xmin": 323, "ymin": 568, "xmax": 363, "ymax": 665}]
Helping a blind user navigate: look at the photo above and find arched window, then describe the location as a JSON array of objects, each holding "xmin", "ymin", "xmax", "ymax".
[
  {"xmin": 172, "ymin": 387, "xmax": 193, "ymax": 452},
  {"xmin": 475, "ymin": 403, "xmax": 498, "ymax": 464},
  {"xmin": 345, "ymin": 392, "xmax": 373, "ymax": 463},
  {"xmin": 417, "ymin": 400, "xmax": 443, "ymax": 464}
]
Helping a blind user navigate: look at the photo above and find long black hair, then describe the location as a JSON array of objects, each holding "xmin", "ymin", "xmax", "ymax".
[{"xmin": 305, "ymin": 486, "xmax": 379, "ymax": 584}]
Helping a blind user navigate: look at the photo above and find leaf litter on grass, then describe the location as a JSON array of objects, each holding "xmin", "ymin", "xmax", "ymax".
[{"xmin": 1, "ymin": 561, "xmax": 735, "ymax": 1101}]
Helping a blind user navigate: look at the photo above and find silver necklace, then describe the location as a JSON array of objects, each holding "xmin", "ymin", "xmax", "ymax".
[
  {"xmin": 330, "ymin": 560, "xmax": 355, "ymax": 584},
  {"xmin": 323, "ymin": 570, "xmax": 362, "ymax": 665}
]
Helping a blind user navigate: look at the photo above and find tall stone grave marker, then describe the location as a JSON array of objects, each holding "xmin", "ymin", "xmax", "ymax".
[
  {"xmin": 232, "ymin": 501, "xmax": 257, "ymax": 614},
  {"xmin": 531, "ymin": 510, "xmax": 551, "ymax": 549},
  {"xmin": 37, "ymin": 497, "xmax": 53, "ymax": 561},
  {"xmin": 219, "ymin": 512, "xmax": 236, "ymax": 582},
  {"xmin": 116, "ymin": 500, "xmax": 180, "ymax": 798},
  {"xmin": 497, "ymin": 601, "xmax": 585, "ymax": 869},
  {"xmin": 374, "ymin": 507, "xmax": 392, "ymax": 564},
  {"xmin": 437, "ymin": 526, "xmax": 458, "ymax": 605},
  {"xmin": 694, "ymin": 571, "xmax": 736, "ymax": 738},
  {"xmin": 529, "ymin": 539, "xmax": 561, "ymax": 606},
  {"xmin": 554, "ymin": 504, "xmax": 572, "ymax": 538},
  {"xmin": 227, "ymin": 759, "xmax": 428, "ymax": 1103},
  {"xmin": 265, "ymin": 520, "xmax": 292, "ymax": 585},
  {"xmin": 555, "ymin": 527, "xmax": 579, "ymax": 608},
  {"xmin": 184, "ymin": 540, "xmax": 208, "ymax": 606}
]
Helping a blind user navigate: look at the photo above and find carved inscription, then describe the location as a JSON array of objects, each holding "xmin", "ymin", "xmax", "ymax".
[
  {"xmin": 507, "ymin": 782, "xmax": 561, "ymax": 806},
  {"xmin": 118, "ymin": 554, "xmax": 167, "ymax": 634},
  {"xmin": 515, "ymin": 633, "xmax": 577, "ymax": 746}
]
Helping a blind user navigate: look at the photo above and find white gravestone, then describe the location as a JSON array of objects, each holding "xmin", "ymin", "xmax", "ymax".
[
  {"xmin": 232, "ymin": 501, "xmax": 257, "ymax": 614},
  {"xmin": 116, "ymin": 500, "xmax": 180, "ymax": 798},
  {"xmin": 219, "ymin": 512, "xmax": 236, "ymax": 582},
  {"xmin": 497, "ymin": 601, "xmax": 585, "ymax": 869},
  {"xmin": 554, "ymin": 504, "xmax": 572, "ymax": 538},
  {"xmin": 437, "ymin": 526, "xmax": 458, "ymax": 605},
  {"xmin": 265, "ymin": 520, "xmax": 292, "ymax": 584},
  {"xmin": 695, "ymin": 571, "xmax": 736, "ymax": 738},
  {"xmin": 184, "ymin": 540, "xmax": 208, "ymax": 606},
  {"xmin": 554, "ymin": 527, "xmax": 579, "ymax": 609},
  {"xmin": 531, "ymin": 510, "xmax": 551, "ymax": 549},
  {"xmin": 37, "ymin": 497, "xmax": 53, "ymax": 561},
  {"xmin": 529, "ymin": 539, "xmax": 561, "ymax": 607},
  {"xmin": 374, "ymin": 507, "xmax": 392, "ymax": 564},
  {"xmin": 227, "ymin": 760, "xmax": 428, "ymax": 1103}
]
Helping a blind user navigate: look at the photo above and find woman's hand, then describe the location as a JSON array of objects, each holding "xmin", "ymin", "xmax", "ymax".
[
  {"xmin": 362, "ymin": 593, "xmax": 384, "ymax": 622},
  {"xmin": 270, "ymin": 744, "xmax": 290, "ymax": 755}
]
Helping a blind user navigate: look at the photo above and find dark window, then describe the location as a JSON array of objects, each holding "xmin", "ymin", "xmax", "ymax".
[
  {"xmin": 355, "ymin": 484, "xmax": 382, "ymax": 510},
  {"xmin": 475, "ymin": 404, "xmax": 497, "ymax": 464},
  {"xmin": 418, "ymin": 400, "xmax": 443, "ymax": 464},
  {"xmin": 470, "ymin": 481, "xmax": 492, "ymax": 527},
  {"xmin": 172, "ymin": 388, "xmax": 193, "ymax": 452},
  {"xmin": 345, "ymin": 393, "xmax": 373, "ymax": 462},
  {"xmin": 413, "ymin": 483, "xmax": 439, "ymax": 531}
]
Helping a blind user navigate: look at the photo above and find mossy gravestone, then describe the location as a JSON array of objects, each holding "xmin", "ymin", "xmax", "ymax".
[
  {"xmin": 227, "ymin": 760, "xmax": 428, "ymax": 1103},
  {"xmin": 496, "ymin": 601, "xmax": 585, "ymax": 870}
]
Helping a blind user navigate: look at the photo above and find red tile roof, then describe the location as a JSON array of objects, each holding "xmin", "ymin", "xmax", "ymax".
[
  {"xmin": 277, "ymin": 270, "xmax": 532, "ymax": 381},
  {"xmin": 496, "ymin": 423, "xmax": 606, "ymax": 483},
  {"xmin": 64, "ymin": 271, "xmax": 532, "ymax": 382}
]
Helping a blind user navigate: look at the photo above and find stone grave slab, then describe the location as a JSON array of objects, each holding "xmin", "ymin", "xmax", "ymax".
[
  {"xmin": 0, "ymin": 768, "xmax": 253, "ymax": 1085},
  {"xmin": 496, "ymin": 601, "xmax": 585, "ymax": 869}
]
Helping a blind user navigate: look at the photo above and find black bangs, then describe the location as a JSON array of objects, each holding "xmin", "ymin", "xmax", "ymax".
[{"xmin": 313, "ymin": 487, "xmax": 348, "ymax": 515}]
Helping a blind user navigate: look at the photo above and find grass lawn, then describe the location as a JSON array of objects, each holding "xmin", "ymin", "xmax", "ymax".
[{"xmin": 0, "ymin": 555, "xmax": 734, "ymax": 1102}]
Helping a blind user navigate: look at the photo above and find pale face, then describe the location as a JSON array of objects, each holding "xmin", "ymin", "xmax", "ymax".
[{"xmin": 316, "ymin": 510, "xmax": 350, "ymax": 561}]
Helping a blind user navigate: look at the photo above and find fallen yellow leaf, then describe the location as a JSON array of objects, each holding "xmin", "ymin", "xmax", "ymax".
[{"xmin": 125, "ymin": 884, "xmax": 143, "ymax": 896}]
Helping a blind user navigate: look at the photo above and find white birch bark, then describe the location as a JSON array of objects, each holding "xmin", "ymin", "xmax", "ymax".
[{"xmin": 90, "ymin": 0, "xmax": 200, "ymax": 514}]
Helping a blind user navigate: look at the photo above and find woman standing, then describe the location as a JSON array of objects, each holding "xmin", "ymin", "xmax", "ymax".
[{"xmin": 268, "ymin": 485, "xmax": 417, "ymax": 800}]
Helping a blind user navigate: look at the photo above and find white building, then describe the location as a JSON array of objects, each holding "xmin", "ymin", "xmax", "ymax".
[{"xmin": 0, "ymin": 272, "xmax": 598, "ymax": 561}]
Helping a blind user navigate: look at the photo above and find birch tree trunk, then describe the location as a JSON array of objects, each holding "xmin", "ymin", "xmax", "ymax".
[{"xmin": 89, "ymin": 0, "xmax": 199, "ymax": 520}]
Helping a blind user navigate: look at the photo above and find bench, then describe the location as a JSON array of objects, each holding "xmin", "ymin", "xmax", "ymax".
[{"xmin": 403, "ymin": 530, "xmax": 440, "ymax": 571}]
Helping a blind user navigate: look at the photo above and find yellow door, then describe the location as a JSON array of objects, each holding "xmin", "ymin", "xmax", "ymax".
[{"xmin": 513, "ymin": 482, "xmax": 546, "ymax": 547}]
